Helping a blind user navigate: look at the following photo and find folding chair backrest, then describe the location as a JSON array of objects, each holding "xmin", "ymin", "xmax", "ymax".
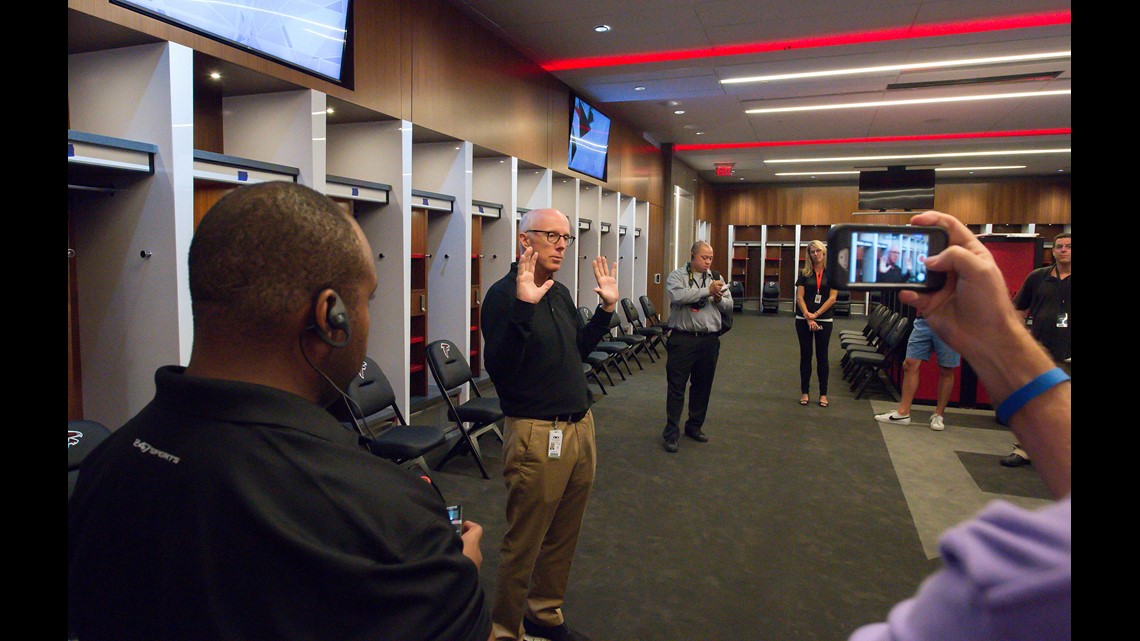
[
  {"xmin": 884, "ymin": 316, "xmax": 912, "ymax": 354},
  {"xmin": 426, "ymin": 339, "xmax": 472, "ymax": 394},
  {"xmin": 639, "ymin": 296, "xmax": 659, "ymax": 321},
  {"xmin": 341, "ymin": 357, "xmax": 403, "ymax": 426},
  {"xmin": 620, "ymin": 298, "xmax": 643, "ymax": 327},
  {"xmin": 578, "ymin": 306, "xmax": 593, "ymax": 329}
]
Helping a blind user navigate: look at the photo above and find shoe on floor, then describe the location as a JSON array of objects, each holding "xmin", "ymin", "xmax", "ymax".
[
  {"xmin": 929, "ymin": 414, "xmax": 945, "ymax": 431},
  {"xmin": 684, "ymin": 430, "xmax": 709, "ymax": 443},
  {"xmin": 1000, "ymin": 451, "xmax": 1031, "ymax": 467},
  {"xmin": 874, "ymin": 411, "xmax": 911, "ymax": 425},
  {"xmin": 663, "ymin": 439, "xmax": 678, "ymax": 453},
  {"xmin": 523, "ymin": 618, "xmax": 592, "ymax": 641}
]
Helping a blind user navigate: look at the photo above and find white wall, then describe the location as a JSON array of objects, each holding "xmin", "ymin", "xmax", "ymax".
[{"xmin": 69, "ymin": 42, "xmax": 195, "ymax": 429}]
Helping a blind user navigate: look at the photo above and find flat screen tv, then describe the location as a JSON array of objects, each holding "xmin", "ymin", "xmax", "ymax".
[
  {"xmin": 568, "ymin": 95, "xmax": 611, "ymax": 181},
  {"xmin": 858, "ymin": 167, "xmax": 936, "ymax": 211},
  {"xmin": 112, "ymin": 0, "xmax": 354, "ymax": 85}
]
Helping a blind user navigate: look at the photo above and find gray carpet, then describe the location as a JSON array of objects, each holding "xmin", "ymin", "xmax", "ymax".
[{"xmin": 419, "ymin": 310, "xmax": 1051, "ymax": 641}]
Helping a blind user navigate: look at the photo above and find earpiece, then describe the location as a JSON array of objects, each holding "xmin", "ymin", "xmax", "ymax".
[{"xmin": 310, "ymin": 290, "xmax": 351, "ymax": 348}]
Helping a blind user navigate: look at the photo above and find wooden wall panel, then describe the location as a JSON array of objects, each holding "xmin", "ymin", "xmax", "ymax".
[
  {"xmin": 610, "ymin": 126, "xmax": 660, "ymax": 204},
  {"xmin": 193, "ymin": 78, "xmax": 224, "ymax": 153},
  {"xmin": 408, "ymin": 0, "xmax": 554, "ymax": 166},
  {"xmin": 709, "ymin": 177, "xmax": 1070, "ymax": 228}
]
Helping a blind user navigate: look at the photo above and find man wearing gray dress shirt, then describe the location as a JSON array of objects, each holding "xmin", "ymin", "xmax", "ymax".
[{"xmin": 661, "ymin": 241, "xmax": 733, "ymax": 453}]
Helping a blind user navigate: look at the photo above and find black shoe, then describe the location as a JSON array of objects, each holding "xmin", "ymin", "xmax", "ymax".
[
  {"xmin": 685, "ymin": 431, "xmax": 709, "ymax": 443},
  {"xmin": 663, "ymin": 439, "xmax": 678, "ymax": 453},
  {"xmin": 523, "ymin": 618, "xmax": 592, "ymax": 641},
  {"xmin": 1000, "ymin": 452, "xmax": 1031, "ymax": 467}
]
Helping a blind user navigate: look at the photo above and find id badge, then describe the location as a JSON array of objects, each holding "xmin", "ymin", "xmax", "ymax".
[
  {"xmin": 548, "ymin": 429, "xmax": 563, "ymax": 459},
  {"xmin": 1056, "ymin": 313, "xmax": 1068, "ymax": 328},
  {"xmin": 814, "ymin": 293, "xmax": 821, "ymax": 304}
]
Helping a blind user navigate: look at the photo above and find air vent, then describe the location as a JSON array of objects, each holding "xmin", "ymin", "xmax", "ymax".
[{"xmin": 887, "ymin": 71, "xmax": 1062, "ymax": 91}]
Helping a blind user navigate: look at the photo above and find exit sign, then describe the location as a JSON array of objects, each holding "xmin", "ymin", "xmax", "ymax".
[{"xmin": 715, "ymin": 165, "xmax": 734, "ymax": 176}]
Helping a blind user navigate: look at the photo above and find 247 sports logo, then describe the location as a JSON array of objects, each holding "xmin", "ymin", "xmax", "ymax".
[{"xmin": 68, "ymin": 430, "xmax": 84, "ymax": 448}]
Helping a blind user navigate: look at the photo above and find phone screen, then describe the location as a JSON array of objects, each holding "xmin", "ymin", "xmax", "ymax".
[
  {"xmin": 845, "ymin": 230, "xmax": 935, "ymax": 286},
  {"xmin": 828, "ymin": 224, "xmax": 947, "ymax": 292},
  {"xmin": 447, "ymin": 505, "xmax": 463, "ymax": 535}
]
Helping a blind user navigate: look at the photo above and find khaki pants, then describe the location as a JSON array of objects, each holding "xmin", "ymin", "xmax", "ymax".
[{"xmin": 491, "ymin": 412, "xmax": 597, "ymax": 641}]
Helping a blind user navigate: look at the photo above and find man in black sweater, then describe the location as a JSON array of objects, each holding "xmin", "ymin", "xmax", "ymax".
[{"xmin": 481, "ymin": 208, "xmax": 619, "ymax": 641}]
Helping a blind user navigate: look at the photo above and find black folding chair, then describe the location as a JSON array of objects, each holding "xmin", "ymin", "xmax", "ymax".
[
  {"xmin": 607, "ymin": 312, "xmax": 651, "ymax": 367},
  {"xmin": 68, "ymin": 419, "xmax": 112, "ymax": 500},
  {"xmin": 425, "ymin": 339, "xmax": 504, "ymax": 479},
  {"xmin": 621, "ymin": 297, "xmax": 664, "ymax": 359},
  {"xmin": 579, "ymin": 306, "xmax": 633, "ymax": 377},
  {"xmin": 328, "ymin": 357, "xmax": 447, "ymax": 478}
]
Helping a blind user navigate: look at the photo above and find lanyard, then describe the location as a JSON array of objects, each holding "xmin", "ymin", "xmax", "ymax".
[
  {"xmin": 815, "ymin": 270, "xmax": 823, "ymax": 292},
  {"xmin": 687, "ymin": 264, "xmax": 707, "ymax": 288}
]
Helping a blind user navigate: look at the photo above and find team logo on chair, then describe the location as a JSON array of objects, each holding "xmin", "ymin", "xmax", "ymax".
[
  {"xmin": 68, "ymin": 430, "xmax": 84, "ymax": 448},
  {"xmin": 441, "ymin": 343, "xmax": 452, "ymax": 358}
]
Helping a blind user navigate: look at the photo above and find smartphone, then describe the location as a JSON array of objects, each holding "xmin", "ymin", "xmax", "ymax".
[
  {"xmin": 446, "ymin": 505, "xmax": 463, "ymax": 535},
  {"xmin": 826, "ymin": 224, "xmax": 948, "ymax": 292}
]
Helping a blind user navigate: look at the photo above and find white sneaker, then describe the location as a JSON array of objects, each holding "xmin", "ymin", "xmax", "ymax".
[
  {"xmin": 874, "ymin": 411, "xmax": 911, "ymax": 425},
  {"xmin": 929, "ymin": 414, "xmax": 945, "ymax": 431}
]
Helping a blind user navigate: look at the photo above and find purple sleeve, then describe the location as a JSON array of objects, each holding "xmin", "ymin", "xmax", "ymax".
[{"xmin": 848, "ymin": 496, "xmax": 1071, "ymax": 641}]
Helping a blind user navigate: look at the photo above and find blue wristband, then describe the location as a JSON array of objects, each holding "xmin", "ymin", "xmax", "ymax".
[{"xmin": 996, "ymin": 367, "xmax": 1071, "ymax": 426}]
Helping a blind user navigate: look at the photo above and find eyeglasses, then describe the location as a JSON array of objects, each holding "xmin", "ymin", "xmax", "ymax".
[{"xmin": 525, "ymin": 230, "xmax": 576, "ymax": 247}]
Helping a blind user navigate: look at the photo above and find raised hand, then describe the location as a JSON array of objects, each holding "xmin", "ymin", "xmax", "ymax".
[
  {"xmin": 592, "ymin": 255, "xmax": 619, "ymax": 310},
  {"xmin": 516, "ymin": 245, "xmax": 554, "ymax": 303}
]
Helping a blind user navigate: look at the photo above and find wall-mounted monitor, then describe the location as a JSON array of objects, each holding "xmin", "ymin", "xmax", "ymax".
[
  {"xmin": 567, "ymin": 95, "xmax": 611, "ymax": 182},
  {"xmin": 111, "ymin": 0, "xmax": 354, "ymax": 86},
  {"xmin": 858, "ymin": 167, "xmax": 935, "ymax": 212}
]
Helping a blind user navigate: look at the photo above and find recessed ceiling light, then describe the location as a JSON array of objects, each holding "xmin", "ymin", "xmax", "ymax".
[
  {"xmin": 746, "ymin": 90, "xmax": 1070, "ymax": 115},
  {"xmin": 209, "ymin": 71, "xmax": 222, "ymax": 80},
  {"xmin": 594, "ymin": 24, "xmax": 611, "ymax": 33},
  {"xmin": 695, "ymin": 131, "xmax": 704, "ymax": 135},
  {"xmin": 766, "ymin": 149, "xmax": 1070, "ymax": 164},
  {"xmin": 722, "ymin": 51, "xmax": 1071, "ymax": 85},
  {"xmin": 775, "ymin": 170, "xmax": 859, "ymax": 176},
  {"xmin": 326, "ymin": 107, "xmax": 335, "ymax": 115},
  {"xmin": 634, "ymin": 86, "xmax": 645, "ymax": 91},
  {"xmin": 674, "ymin": 110, "xmax": 685, "ymax": 115},
  {"xmin": 936, "ymin": 165, "xmax": 1025, "ymax": 172}
]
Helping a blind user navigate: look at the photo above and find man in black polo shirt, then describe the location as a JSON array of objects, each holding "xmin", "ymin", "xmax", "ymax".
[
  {"xmin": 1002, "ymin": 232, "xmax": 1071, "ymax": 467},
  {"xmin": 481, "ymin": 208, "xmax": 619, "ymax": 641},
  {"xmin": 68, "ymin": 182, "xmax": 492, "ymax": 641},
  {"xmin": 661, "ymin": 240, "xmax": 733, "ymax": 453}
]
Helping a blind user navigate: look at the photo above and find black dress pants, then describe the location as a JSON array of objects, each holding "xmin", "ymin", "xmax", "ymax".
[
  {"xmin": 663, "ymin": 333, "xmax": 721, "ymax": 442},
  {"xmin": 795, "ymin": 318, "xmax": 833, "ymax": 395}
]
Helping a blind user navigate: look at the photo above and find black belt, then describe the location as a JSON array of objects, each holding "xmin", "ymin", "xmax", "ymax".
[
  {"xmin": 671, "ymin": 329, "xmax": 718, "ymax": 337},
  {"xmin": 529, "ymin": 410, "xmax": 589, "ymax": 424}
]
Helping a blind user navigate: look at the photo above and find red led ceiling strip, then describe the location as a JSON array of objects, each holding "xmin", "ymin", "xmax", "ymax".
[
  {"xmin": 541, "ymin": 11, "xmax": 1071, "ymax": 72},
  {"xmin": 672, "ymin": 129, "xmax": 1071, "ymax": 152}
]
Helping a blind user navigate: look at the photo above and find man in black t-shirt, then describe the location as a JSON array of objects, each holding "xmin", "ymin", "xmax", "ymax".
[{"xmin": 1002, "ymin": 232, "xmax": 1071, "ymax": 467}]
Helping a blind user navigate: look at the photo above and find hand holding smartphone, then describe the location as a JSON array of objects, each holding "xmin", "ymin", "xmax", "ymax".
[{"xmin": 827, "ymin": 223, "xmax": 948, "ymax": 292}]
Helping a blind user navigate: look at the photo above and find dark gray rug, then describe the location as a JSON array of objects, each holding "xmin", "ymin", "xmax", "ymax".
[{"xmin": 427, "ymin": 310, "xmax": 1043, "ymax": 641}]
